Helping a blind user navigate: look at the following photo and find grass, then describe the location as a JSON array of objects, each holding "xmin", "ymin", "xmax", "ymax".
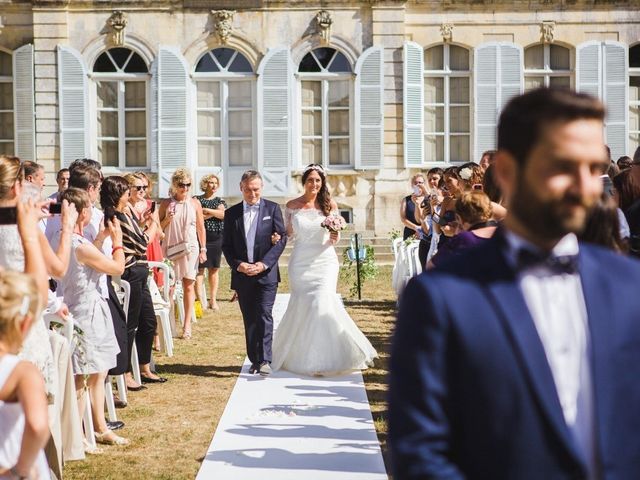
[{"xmin": 64, "ymin": 263, "xmax": 397, "ymax": 479}]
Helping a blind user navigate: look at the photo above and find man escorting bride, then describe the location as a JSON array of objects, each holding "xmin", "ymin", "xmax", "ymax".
[{"xmin": 272, "ymin": 164, "xmax": 377, "ymax": 376}]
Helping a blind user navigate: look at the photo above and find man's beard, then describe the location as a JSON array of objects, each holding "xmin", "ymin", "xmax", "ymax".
[{"xmin": 510, "ymin": 175, "xmax": 595, "ymax": 241}]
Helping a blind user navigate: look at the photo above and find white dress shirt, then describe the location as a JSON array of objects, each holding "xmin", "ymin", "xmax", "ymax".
[
  {"xmin": 504, "ymin": 231, "xmax": 596, "ymax": 478},
  {"xmin": 243, "ymin": 201, "xmax": 260, "ymax": 263}
]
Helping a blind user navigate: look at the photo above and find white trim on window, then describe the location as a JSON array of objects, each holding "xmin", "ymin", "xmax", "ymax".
[
  {"xmin": 629, "ymin": 45, "xmax": 640, "ymax": 157},
  {"xmin": 0, "ymin": 50, "xmax": 13, "ymax": 154}
]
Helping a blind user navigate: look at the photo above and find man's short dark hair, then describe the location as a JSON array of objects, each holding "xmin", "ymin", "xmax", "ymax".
[
  {"xmin": 69, "ymin": 164, "xmax": 101, "ymax": 191},
  {"xmin": 498, "ymin": 88, "xmax": 606, "ymax": 166},
  {"xmin": 22, "ymin": 161, "xmax": 43, "ymax": 178},
  {"xmin": 240, "ymin": 169, "xmax": 262, "ymax": 184},
  {"xmin": 69, "ymin": 158, "xmax": 101, "ymax": 174},
  {"xmin": 56, "ymin": 168, "xmax": 69, "ymax": 181}
]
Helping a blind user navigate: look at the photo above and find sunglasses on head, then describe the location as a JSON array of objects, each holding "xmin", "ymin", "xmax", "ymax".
[
  {"xmin": 178, "ymin": 183, "xmax": 191, "ymax": 188},
  {"xmin": 132, "ymin": 185, "xmax": 148, "ymax": 191}
]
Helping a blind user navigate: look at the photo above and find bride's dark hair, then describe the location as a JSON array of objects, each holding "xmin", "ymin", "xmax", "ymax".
[{"xmin": 302, "ymin": 164, "xmax": 331, "ymax": 216}]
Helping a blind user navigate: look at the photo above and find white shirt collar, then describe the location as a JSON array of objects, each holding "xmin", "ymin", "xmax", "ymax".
[{"xmin": 243, "ymin": 200, "xmax": 260, "ymax": 211}]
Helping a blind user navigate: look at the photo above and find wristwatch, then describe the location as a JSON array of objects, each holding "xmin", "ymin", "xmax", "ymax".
[{"xmin": 10, "ymin": 466, "xmax": 28, "ymax": 480}]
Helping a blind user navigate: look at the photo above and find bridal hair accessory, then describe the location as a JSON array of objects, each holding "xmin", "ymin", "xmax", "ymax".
[
  {"xmin": 459, "ymin": 167, "xmax": 473, "ymax": 180},
  {"xmin": 19, "ymin": 295, "xmax": 30, "ymax": 316},
  {"xmin": 304, "ymin": 164, "xmax": 325, "ymax": 174},
  {"xmin": 321, "ymin": 214, "xmax": 346, "ymax": 233}
]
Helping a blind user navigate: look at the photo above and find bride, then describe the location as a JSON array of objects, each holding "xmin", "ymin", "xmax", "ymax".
[{"xmin": 272, "ymin": 164, "xmax": 377, "ymax": 376}]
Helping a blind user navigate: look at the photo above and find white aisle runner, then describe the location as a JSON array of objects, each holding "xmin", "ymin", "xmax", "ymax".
[{"xmin": 196, "ymin": 294, "xmax": 387, "ymax": 480}]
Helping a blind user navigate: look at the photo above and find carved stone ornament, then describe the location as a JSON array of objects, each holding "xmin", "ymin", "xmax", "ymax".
[
  {"xmin": 212, "ymin": 10, "xmax": 236, "ymax": 45},
  {"xmin": 440, "ymin": 23, "xmax": 453, "ymax": 43},
  {"xmin": 541, "ymin": 21, "xmax": 555, "ymax": 43},
  {"xmin": 108, "ymin": 11, "xmax": 128, "ymax": 47},
  {"xmin": 316, "ymin": 10, "xmax": 333, "ymax": 45}
]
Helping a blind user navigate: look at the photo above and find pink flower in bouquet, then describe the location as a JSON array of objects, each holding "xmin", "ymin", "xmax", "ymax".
[{"xmin": 321, "ymin": 214, "xmax": 347, "ymax": 233}]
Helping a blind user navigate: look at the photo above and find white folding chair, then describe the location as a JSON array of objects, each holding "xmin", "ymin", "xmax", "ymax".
[
  {"xmin": 392, "ymin": 237, "xmax": 403, "ymax": 260},
  {"xmin": 109, "ymin": 279, "xmax": 138, "ymax": 401},
  {"xmin": 147, "ymin": 261, "xmax": 175, "ymax": 356},
  {"xmin": 412, "ymin": 242, "xmax": 423, "ymax": 275},
  {"xmin": 104, "ymin": 379, "xmax": 117, "ymax": 423}
]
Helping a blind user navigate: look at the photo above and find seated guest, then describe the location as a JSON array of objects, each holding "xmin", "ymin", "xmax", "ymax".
[
  {"xmin": 56, "ymin": 188, "xmax": 128, "ymax": 446},
  {"xmin": 429, "ymin": 190, "xmax": 497, "ymax": 268}
]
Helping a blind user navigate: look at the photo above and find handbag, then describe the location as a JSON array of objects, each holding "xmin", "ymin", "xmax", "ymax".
[{"xmin": 166, "ymin": 241, "xmax": 191, "ymax": 261}]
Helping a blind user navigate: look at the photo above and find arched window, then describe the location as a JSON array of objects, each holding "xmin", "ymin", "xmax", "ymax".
[
  {"xmin": 194, "ymin": 48, "xmax": 255, "ymax": 168},
  {"xmin": 524, "ymin": 43, "xmax": 572, "ymax": 90},
  {"xmin": 0, "ymin": 52, "xmax": 13, "ymax": 155},
  {"xmin": 299, "ymin": 47, "xmax": 352, "ymax": 167},
  {"xmin": 629, "ymin": 44, "xmax": 640, "ymax": 155},
  {"xmin": 93, "ymin": 48, "xmax": 149, "ymax": 168},
  {"xmin": 424, "ymin": 44, "xmax": 470, "ymax": 163}
]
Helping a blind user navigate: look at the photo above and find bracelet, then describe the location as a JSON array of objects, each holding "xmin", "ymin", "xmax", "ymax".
[
  {"xmin": 112, "ymin": 246, "xmax": 123, "ymax": 254},
  {"xmin": 10, "ymin": 466, "xmax": 28, "ymax": 480},
  {"xmin": 200, "ymin": 247, "xmax": 207, "ymax": 252}
]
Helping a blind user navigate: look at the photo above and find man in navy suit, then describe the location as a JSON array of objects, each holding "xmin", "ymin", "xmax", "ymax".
[
  {"xmin": 389, "ymin": 88, "xmax": 640, "ymax": 479},
  {"xmin": 222, "ymin": 170, "xmax": 287, "ymax": 376}
]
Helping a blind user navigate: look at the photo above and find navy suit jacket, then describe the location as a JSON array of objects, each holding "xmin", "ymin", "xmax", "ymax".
[
  {"xmin": 222, "ymin": 198, "xmax": 287, "ymax": 291},
  {"xmin": 389, "ymin": 233, "xmax": 640, "ymax": 479}
]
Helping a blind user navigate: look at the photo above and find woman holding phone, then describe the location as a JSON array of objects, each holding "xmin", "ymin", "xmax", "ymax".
[{"xmin": 400, "ymin": 174, "xmax": 427, "ymax": 241}]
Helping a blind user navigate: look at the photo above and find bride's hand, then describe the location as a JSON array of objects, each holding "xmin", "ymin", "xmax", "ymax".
[
  {"xmin": 271, "ymin": 232, "xmax": 281, "ymax": 245},
  {"xmin": 329, "ymin": 231, "xmax": 339, "ymax": 245}
]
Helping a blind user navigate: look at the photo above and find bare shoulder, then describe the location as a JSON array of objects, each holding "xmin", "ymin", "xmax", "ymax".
[
  {"xmin": 329, "ymin": 199, "xmax": 339, "ymax": 211},
  {"xmin": 286, "ymin": 197, "xmax": 304, "ymax": 210},
  {"xmin": 191, "ymin": 197, "xmax": 202, "ymax": 210}
]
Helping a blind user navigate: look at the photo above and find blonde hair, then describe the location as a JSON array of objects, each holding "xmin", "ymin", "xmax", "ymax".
[
  {"xmin": 199, "ymin": 174, "xmax": 220, "ymax": 192},
  {"xmin": 170, "ymin": 168, "xmax": 191, "ymax": 196},
  {"xmin": 0, "ymin": 155, "xmax": 23, "ymax": 200},
  {"xmin": 0, "ymin": 271, "xmax": 41, "ymax": 351},
  {"xmin": 455, "ymin": 190, "xmax": 493, "ymax": 225},
  {"xmin": 135, "ymin": 171, "xmax": 153, "ymax": 198},
  {"xmin": 410, "ymin": 173, "xmax": 425, "ymax": 185}
]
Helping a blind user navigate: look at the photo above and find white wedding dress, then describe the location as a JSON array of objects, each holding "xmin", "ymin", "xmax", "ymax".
[{"xmin": 272, "ymin": 208, "xmax": 377, "ymax": 376}]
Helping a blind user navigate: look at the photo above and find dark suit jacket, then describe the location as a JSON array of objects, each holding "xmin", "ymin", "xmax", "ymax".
[
  {"xmin": 222, "ymin": 198, "xmax": 287, "ymax": 291},
  {"xmin": 389, "ymin": 233, "xmax": 640, "ymax": 479}
]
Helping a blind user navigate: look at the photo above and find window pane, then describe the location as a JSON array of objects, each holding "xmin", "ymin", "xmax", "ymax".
[
  {"xmin": 125, "ymin": 140, "xmax": 146, "ymax": 167},
  {"xmin": 299, "ymin": 53, "xmax": 321, "ymax": 73},
  {"xmin": 549, "ymin": 76, "xmax": 571, "ymax": 89},
  {"xmin": 525, "ymin": 76, "xmax": 544, "ymax": 91},
  {"xmin": 124, "ymin": 52, "xmax": 148, "ymax": 73},
  {"xmin": 629, "ymin": 76, "xmax": 640, "ymax": 102},
  {"xmin": 0, "ymin": 83, "xmax": 13, "ymax": 110},
  {"xmin": 229, "ymin": 111, "xmax": 252, "ymax": 137},
  {"xmin": 525, "ymin": 45, "xmax": 544, "ymax": 70},
  {"xmin": 302, "ymin": 110, "xmax": 322, "ymax": 136},
  {"xmin": 630, "ymin": 106, "xmax": 640, "ymax": 132},
  {"xmin": 125, "ymin": 82, "xmax": 146, "ymax": 108},
  {"xmin": 197, "ymin": 111, "xmax": 220, "ymax": 137},
  {"xmin": 424, "ymin": 136, "xmax": 444, "ymax": 162},
  {"xmin": 631, "ymin": 45, "xmax": 640, "ymax": 69},
  {"xmin": 0, "ymin": 112, "xmax": 13, "ymax": 139},
  {"xmin": 99, "ymin": 140, "xmax": 118, "ymax": 167},
  {"xmin": 449, "ymin": 46, "xmax": 469, "ymax": 71},
  {"xmin": 450, "ymin": 106, "xmax": 469, "ymax": 133},
  {"xmin": 328, "ymin": 52, "xmax": 352, "ymax": 73},
  {"xmin": 314, "ymin": 48, "xmax": 336, "ymax": 69},
  {"xmin": 329, "ymin": 110, "xmax": 349, "ymax": 135},
  {"xmin": 329, "ymin": 138, "xmax": 350, "ymax": 165},
  {"xmin": 198, "ymin": 140, "xmax": 221, "ymax": 166},
  {"xmin": 228, "ymin": 82, "xmax": 252, "ymax": 108},
  {"xmin": 125, "ymin": 111, "xmax": 146, "ymax": 137},
  {"xmin": 93, "ymin": 52, "xmax": 117, "ymax": 73},
  {"xmin": 197, "ymin": 82, "xmax": 220, "ymax": 109},
  {"xmin": 98, "ymin": 111, "xmax": 118, "ymax": 137},
  {"xmin": 0, "ymin": 142, "xmax": 14, "ymax": 155},
  {"xmin": 97, "ymin": 81, "xmax": 118, "ymax": 109},
  {"xmin": 450, "ymin": 77, "xmax": 469, "ymax": 103},
  {"xmin": 630, "ymin": 134, "xmax": 640, "ymax": 157},
  {"xmin": 109, "ymin": 48, "xmax": 133, "ymax": 69},
  {"xmin": 212, "ymin": 48, "xmax": 235, "ymax": 69},
  {"xmin": 229, "ymin": 140, "xmax": 253, "ymax": 166},
  {"xmin": 424, "ymin": 106, "xmax": 444, "ymax": 133},
  {"xmin": 424, "ymin": 77, "xmax": 444, "ymax": 104},
  {"xmin": 302, "ymin": 139, "xmax": 322, "ymax": 164},
  {"xmin": 550, "ymin": 45, "xmax": 570, "ymax": 70},
  {"xmin": 0, "ymin": 53, "xmax": 12, "ymax": 76},
  {"xmin": 229, "ymin": 53, "xmax": 253, "ymax": 73},
  {"xmin": 328, "ymin": 80, "xmax": 350, "ymax": 107},
  {"xmin": 424, "ymin": 46, "xmax": 444, "ymax": 70},
  {"xmin": 450, "ymin": 136, "xmax": 470, "ymax": 163},
  {"xmin": 196, "ymin": 53, "xmax": 219, "ymax": 73},
  {"xmin": 301, "ymin": 81, "xmax": 321, "ymax": 107}
]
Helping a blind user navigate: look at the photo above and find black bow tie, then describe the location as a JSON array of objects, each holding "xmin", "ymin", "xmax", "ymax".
[{"xmin": 516, "ymin": 249, "xmax": 579, "ymax": 275}]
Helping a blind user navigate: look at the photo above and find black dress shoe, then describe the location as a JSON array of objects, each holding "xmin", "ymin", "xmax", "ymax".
[
  {"xmin": 249, "ymin": 364, "xmax": 259, "ymax": 374},
  {"xmin": 106, "ymin": 420, "xmax": 125, "ymax": 431},
  {"xmin": 141, "ymin": 375, "xmax": 167, "ymax": 384},
  {"xmin": 127, "ymin": 384, "xmax": 147, "ymax": 391}
]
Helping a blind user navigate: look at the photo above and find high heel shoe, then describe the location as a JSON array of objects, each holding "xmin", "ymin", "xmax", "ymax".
[
  {"xmin": 95, "ymin": 429, "xmax": 129, "ymax": 446},
  {"xmin": 181, "ymin": 328, "xmax": 192, "ymax": 340}
]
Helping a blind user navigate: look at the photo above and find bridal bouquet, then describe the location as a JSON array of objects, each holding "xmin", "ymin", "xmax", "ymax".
[{"xmin": 321, "ymin": 214, "xmax": 347, "ymax": 233}]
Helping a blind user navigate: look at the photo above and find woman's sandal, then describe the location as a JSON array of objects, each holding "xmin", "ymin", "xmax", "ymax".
[
  {"xmin": 95, "ymin": 429, "xmax": 129, "ymax": 446},
  {"xmin": 181, "ymin": 329, "xmax": 192, "ymax": 340}
]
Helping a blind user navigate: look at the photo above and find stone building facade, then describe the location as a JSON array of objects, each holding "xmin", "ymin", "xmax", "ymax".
[{"xmin": 0, "ymin": 1, "xmax": 638, "ymax": 234}]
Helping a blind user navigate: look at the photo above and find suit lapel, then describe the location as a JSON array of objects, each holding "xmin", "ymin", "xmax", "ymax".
[
  {"xmin": 578, "ymin": 247, "xmax": 613, "ymax": 462},
  {"xmin": 253, "ymin": 200, "xmax": 266, "ymax": 261},
  {"xmin": 236, "ymin": 203, "xmax": 248, "ymax": 255},
  {"xmin": 483, "ymin": 238, "xmax": 586, "ymax": 469}
]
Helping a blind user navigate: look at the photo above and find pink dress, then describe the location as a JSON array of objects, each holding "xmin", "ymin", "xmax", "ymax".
[{"xmin": 163, "ymin": 198, "xmax": 199, "ymax": 281}]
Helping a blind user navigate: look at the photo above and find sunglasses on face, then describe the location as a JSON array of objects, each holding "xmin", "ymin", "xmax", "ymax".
[
  {"xmin": 132, "ymin": 185, "xmax": 148, "ymax": 191},
  {"xmin": 178, "ymin": 183, "xmax": 191, "ymax": 188}
]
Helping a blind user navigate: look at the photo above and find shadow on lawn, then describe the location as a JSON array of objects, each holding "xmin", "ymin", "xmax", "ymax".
[{"xmin": 159, "ymin": 363, "xmax": 242, "ymax": 378}]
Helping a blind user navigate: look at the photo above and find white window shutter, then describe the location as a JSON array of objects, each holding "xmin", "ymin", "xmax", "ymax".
[
  {"xmin": 149, "ymin": 59, "xmax": 158, "ymax": 174},
  {"xmin": 474, "ymin": 43, "xmax": 523, "ymax": 161},
  {"xmin": 57, "ymin": 46, "xmax": 88, "ymax": 167},
  {"xmin": 13, "ymin": 45, "xmax": 35, "ymax": 162},
  {"xmin": 403, "ymin": 42, "xmax": 423, "ymax": 167},
  {"xmin": 603, "ymin": 42, "xmax": 628, "ymax": 160},
  {"xmin": 576, "ymin": 42, "xmax": 602, "ymax": 99},
  {"xmin": 157, "ymin": 47, "xmax": 189, "ymax": 198},
  {"xmin": 355, "ymin": 46, "xmax": 384, "ymax": 170},
  {"xmin": 257, "ymin": 47, "xmax": 291, "ymax": 196}
]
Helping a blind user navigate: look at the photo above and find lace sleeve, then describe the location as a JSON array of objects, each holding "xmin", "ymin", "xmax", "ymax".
[{"xmin": 285, "ymin": 207, "xmax": 295, "ymax": 239}]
